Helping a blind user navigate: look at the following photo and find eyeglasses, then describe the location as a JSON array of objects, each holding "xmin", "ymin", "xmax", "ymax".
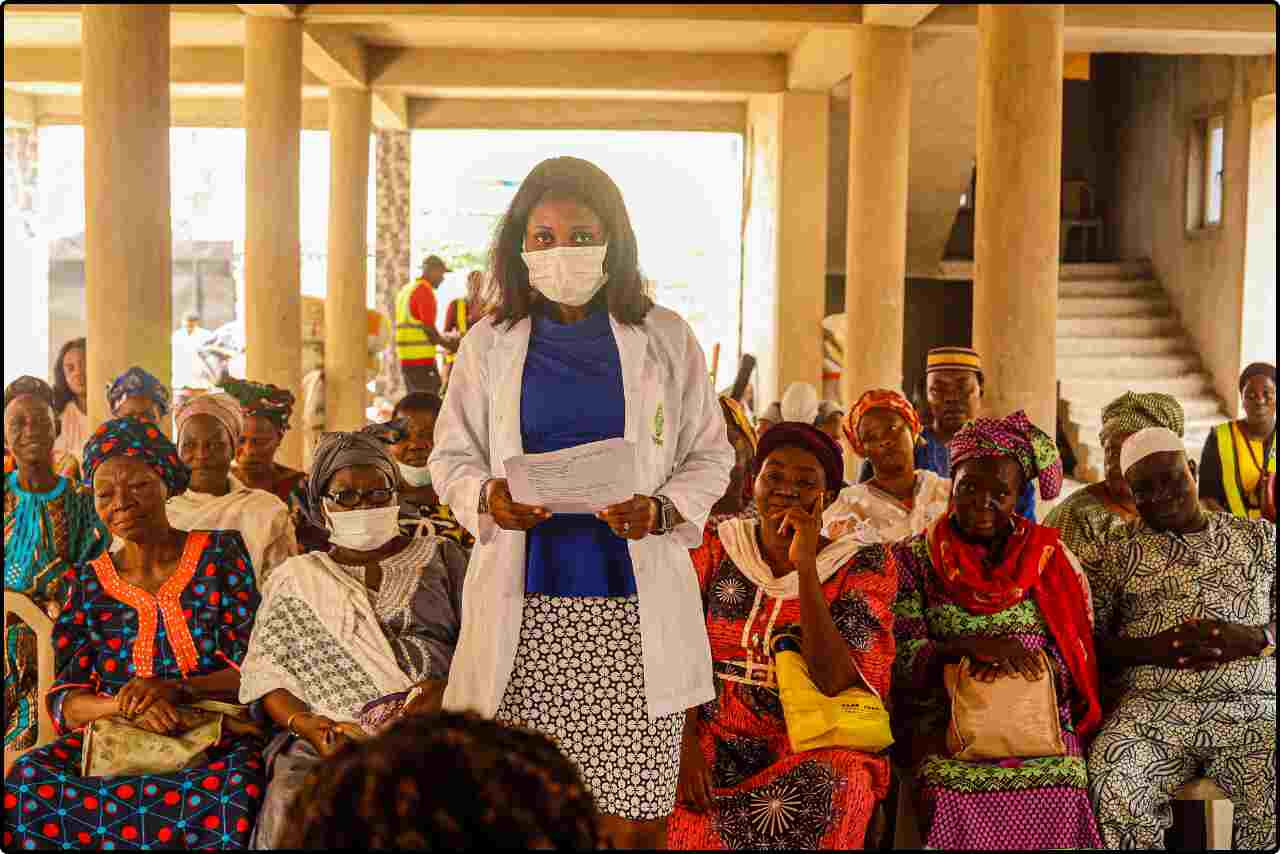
[{"xmin": 325, "ymin": 488, "xmax": 396, "ymax": 509}]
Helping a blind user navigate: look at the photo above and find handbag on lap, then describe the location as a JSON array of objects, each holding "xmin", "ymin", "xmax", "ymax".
[
  {"xmin": 941, "ymin": 651, "xmax": 1065, "ymax": 761},
  {"xmin": 81, "ymin": 700, "xmax": 261, "ymax": 778}
]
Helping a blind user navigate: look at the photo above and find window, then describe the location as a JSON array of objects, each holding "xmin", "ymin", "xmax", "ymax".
[{"xmin": 1186, "ymin": 112, "xmax": 1225, "ymax": 231}]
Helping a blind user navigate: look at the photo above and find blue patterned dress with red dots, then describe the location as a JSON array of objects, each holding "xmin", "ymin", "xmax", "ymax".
[{"xmin": 2, "ymin": 529, "xmax": 265, "ymax": 851}]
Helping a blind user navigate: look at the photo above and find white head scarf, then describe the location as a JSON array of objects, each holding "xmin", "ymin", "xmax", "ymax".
[
  {"xmin": 781, "ymin": 382, "xmax": 821, "ymax": 426},
  {"xmin": 1120, "ymin": 426, "xmax": 1186, "ymax": 474}
]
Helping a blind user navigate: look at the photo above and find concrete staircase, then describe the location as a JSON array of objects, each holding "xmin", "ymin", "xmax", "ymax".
[{"xmin": 1056, "ymin": 261, "xmax": 1228, "ymax": 482}]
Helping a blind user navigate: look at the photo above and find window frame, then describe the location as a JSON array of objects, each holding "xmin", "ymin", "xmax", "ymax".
[{"xmin": 1185, "ymin": 104, "xmax": 1228, "ymax": 236}]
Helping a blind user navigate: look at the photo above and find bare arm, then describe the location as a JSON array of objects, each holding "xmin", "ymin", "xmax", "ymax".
[
  {"xmin": 60, "ymin": 691, "xmax": 120, "ymax": 731},
  {"xmin": 797, "ymin": 557, "xmax": 862, "ymax": 696}
]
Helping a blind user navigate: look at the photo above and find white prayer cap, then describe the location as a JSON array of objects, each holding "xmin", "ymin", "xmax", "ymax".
[
  {"xmin": 781, "ymin": 382, "xmax": 821, "ymax": 425},
  {"xmin": 1120, "ymin": 426, "xmax": 1186, "ymax": 475}
]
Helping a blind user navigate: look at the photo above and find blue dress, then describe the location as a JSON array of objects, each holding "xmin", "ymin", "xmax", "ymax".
[
  {"xmin": 3, "ymin": 530, "xmax": 265, "ymax": 851},
  {"xmin": 520, "ymin": 308, "xmax": 637, "ymax": 596}
]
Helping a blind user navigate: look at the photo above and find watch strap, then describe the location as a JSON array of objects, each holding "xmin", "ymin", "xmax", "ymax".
[{"xmin": 653, "ymin": 494, "xmax": 676, "ymax": 535}]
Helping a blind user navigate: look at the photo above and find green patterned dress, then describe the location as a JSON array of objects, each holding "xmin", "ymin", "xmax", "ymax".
[{"xmin": 890, "ymin": 532, "xmax": 1102, "ymax": 849}]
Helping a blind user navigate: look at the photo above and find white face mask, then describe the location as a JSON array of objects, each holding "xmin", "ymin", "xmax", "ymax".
[
  {"xmin": 520, "ymin": 244, "xmax": 609, "ymax": 307},
  {"xmin": 325, "ymin": 504, "xmax": 402, "ymax": 552},
  {"xmin": 396, "ymin": 460, "xmax": 432, "ymax": 488}
]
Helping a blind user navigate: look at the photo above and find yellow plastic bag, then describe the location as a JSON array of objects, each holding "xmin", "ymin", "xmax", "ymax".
[{"xmin": 773, "ymin": 633, "xmax": 894, "ymax": 755}]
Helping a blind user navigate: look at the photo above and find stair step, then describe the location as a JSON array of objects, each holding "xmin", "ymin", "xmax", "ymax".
[
  {"xmin": 1057, "ymin": 315, "xmax": 1180, "ymax": 338},
  {"xmin": 1057, "ymin": 261, "xmax": 1152, "ymax": 281},
  {"xmin": 1058, "ymin": 278, "xmax": 1162, "ymax": 298},
  {"xmin": 1061, "ymin": 375, "xmax": 1212, "ymax": 399},
  {"xmin": 1058, "ymin": 296, "xmax": 1170, "ymax": 318},
  {"xmin": 1057, "ymin": 336, "xmax": 1189, "ymax": 357},
  {"xmin": 1057, "ymin": 353, "xmax": 1202, "ymax": 380}
]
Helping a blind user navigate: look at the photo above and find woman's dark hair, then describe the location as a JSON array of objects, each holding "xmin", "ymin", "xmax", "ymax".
[
  {"xmin": 280, "ymin": 711, "xmax": 601, "ymax": 850},
  {"xmin": 489, "ymin": 156, "xmax": 652, "ymax": 327},
  {"xmin": 52, "ymin": 337, "xmax": 87, "ymax": 417},
  {"xmin": 392, "ymin": 392, "xmax": 443, "ymax": 420}
]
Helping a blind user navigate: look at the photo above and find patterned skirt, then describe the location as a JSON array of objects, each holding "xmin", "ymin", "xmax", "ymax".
[
  {"xmin": 495, "ymin": 594, "xmax": 684, "ymax": 821},
  {"xmin": 3, "ymin": 621, "xmax": 39, "ymax": 752}
]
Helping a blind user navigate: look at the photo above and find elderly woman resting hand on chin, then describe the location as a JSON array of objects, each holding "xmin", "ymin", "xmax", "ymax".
[
  {"xmin": 3, "ymin": 417, "xmax": 265, "ymax": 851},
  {"xmin": 238, "ymin": 428, "xmax": 467, "ymax": 850}
]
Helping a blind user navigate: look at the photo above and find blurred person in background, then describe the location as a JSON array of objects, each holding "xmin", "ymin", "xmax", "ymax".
[{"xmin": 50, "ymin": 337, "xmax": 89, "ymax": 467}]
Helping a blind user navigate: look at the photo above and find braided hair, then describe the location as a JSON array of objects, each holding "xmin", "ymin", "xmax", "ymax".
[{"xmin": 280, "ymin": 711, "xmax": 601, "ymax": 850}]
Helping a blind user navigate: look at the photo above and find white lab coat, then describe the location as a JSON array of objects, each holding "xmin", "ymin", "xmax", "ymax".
[{"xmin": 429, "ymin": 305, "xmax": 733, "ymax": 720}]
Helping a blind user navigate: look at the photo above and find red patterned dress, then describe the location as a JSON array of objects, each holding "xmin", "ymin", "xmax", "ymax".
[
  {"xmin": 667, "ymin": 524, "xmax": 897, "ymax": 850},
  {"xmin": 3, "ymin": 530, "xmax": 265, "ymax": 851}
]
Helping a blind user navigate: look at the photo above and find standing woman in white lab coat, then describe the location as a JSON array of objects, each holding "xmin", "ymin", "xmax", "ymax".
[{"xmin": 430, "ymin": 156, "xmax": 733, "ymax": 848}]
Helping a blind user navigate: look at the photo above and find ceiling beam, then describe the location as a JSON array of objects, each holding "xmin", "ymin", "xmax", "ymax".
[
  {"xmin": 236, "ymin": 4, "xmax": 299, "ymax": 17},
  {"xmin": 409, "ymin": 97, "xmax": 745, "ymax": 132},
  {"xmin": 301, "ymin": 24, "xmax": 367, "ymax": 87},
  {"xmin": 4, "ymin": 46, "xmax": 324, "ymax": 87},
  {"xmin": 919, "ymin": 4, "xmax": 1277, "ymax": 55},
  {"xmin": 787, "ymin": 29, "xmax": 855, "ymax": 91},
  {"xmin": 300, "ymin": 4, "xmax": 859, "ymax": 25},
  {"xmin": 861, "ymin": 5, "xmax": 939, "ymax": 28},
  {"xmin": 34, "ymin": 93, "xmax": 330, "ymax": 129},
  {"xmin": 3, "ymin": 91, "xmax": 38, "ymax": 127},
  {"xmin": 369, "ymin": 48, "xmax": 786, "ymax": 96},
  {"xmin": 371, "ymin": 89, "xmax": 409, "ymax": 129}
]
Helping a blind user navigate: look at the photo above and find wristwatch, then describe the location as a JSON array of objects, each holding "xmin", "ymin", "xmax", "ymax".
[
  {"xmin": 1260, "ymin": 625, "xmax": 1276, "ymax": 659},
  {"xmin": 651, "ymin": 494, "xmax": 678, "ymax": 535},
  {"xmin": 477, "ymin": 478, "xmax": 494, "ymax": 516}
]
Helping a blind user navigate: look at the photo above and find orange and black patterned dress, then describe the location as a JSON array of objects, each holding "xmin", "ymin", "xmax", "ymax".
[{"xmin": 667, "ymin": 524, "xmax": 897, "ymax": 850}]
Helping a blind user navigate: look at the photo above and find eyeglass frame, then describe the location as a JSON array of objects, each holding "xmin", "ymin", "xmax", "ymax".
[{"xmin": 324, "ymin": 487, "xmax": 398, "ymax": 509}]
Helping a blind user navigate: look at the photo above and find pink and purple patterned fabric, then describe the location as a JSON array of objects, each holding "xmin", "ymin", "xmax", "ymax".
[{"xmin": 948, "ymin": 410, "xmax": 1063, "ymax": 501}]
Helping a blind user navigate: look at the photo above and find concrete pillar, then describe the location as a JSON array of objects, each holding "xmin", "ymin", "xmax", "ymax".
[
  {"xmin": 973, "ymin": 5, "xmax": 1064, "ymax": 436},
  {"xmin": 843, "ymin": 25, "xmax": 912, "ymax": 404},
  {"xmin": 82, "ymin": 5, "xmax": 172, "ymax": 432},
  {"xmin": 374, "ymin": 129, "xmax": 411, "ymax": 400},
  {"xmin": 742, "ymin": 93, "xmax": 828, "ymax": 412},
  {"xmin": 324, "ymin": 88, "xmax": 372, "ymax": 432},
  {"xmin": 244, "ymin": 17, "xmax": 303, "ymax": 467}
]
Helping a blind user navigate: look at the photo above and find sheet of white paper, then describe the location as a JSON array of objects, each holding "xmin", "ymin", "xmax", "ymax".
[{"xmin": 505, "ymin": 438, "xmax": 637, "ymax": 515}]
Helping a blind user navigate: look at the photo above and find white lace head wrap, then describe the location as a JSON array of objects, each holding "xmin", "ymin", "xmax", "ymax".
[
  {"xmin": 781, "ymin": 382, "xmax": 820, "ymax": 425},
  {"xmin": 1120, "ymin": 426, "xmax": 1185, "ymax": 475}
]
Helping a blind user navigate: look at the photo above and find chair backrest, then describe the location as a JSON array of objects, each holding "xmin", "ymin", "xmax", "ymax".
[
  {"xmin": 3, "ymin": 592, "xmax": 57, "ymax": 775},
  {"xmin": 1062, "ymin": 180, "xmax": 1093, "ymax": 218}
]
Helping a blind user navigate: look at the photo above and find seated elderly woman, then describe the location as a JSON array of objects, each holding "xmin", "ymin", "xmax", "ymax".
[
  {"xmin": 107, "ymin": 366, "xmax": 171, "ymax": 425},
  {"xmin": 3, "ymin": 377, "xmax": 108, "ymax": 754},
  {"xmin": 238, "ymin": 428, "xmax": 468, "ymax": 850},
  {"xmin": 384, "ymin": 392, "xmax": 475, "ymax": 552},
  {"xmin": 889, "ymin": 411, "xmax": 1103, "ymax": 849},
  {"xmin": 1045, "ymin": 391, "xmax": 1184, "ymax": 576},
  {"xmin": 668, "ymin": 423, "xmax": 897, "ymax": 850},
  {"xmin": 3, "ymin": 417, "xmax": 265, "ymax": 850},
  {"xmin": 280, "ymin": 712, "xmax": 601, "ymax": 849},
  {"xmin": 823, "ymin": 389, "xmax": 950, "ymax": 546},
  {"xmin": 140, "ymin": 392, "xmax": 297, "ymax": 583},
  {"xmin": 219, "ymin": 377, "xmax": 307, "ymax": 505},
  {"xmin": 1087, "ymin": 427, "xmax": 1276, "ymax": 850}
]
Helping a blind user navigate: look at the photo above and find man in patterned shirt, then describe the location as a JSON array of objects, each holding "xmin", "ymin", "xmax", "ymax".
[{"xmin": 1086, "ymin": 427, "xmax": 1276, "ymax": 850}]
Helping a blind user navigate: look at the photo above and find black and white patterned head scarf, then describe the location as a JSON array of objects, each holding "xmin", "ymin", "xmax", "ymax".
[{"xmin": 302, "ymin": 429, "xmax": 400, "ymax": 530}]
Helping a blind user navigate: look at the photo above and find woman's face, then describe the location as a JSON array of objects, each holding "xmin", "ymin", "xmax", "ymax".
[
  {"xmin": 92, "ymin": 454, "xmax": 169, "ymax": 543},
  {"xmin": 62, "ymin": 347, "xmax": 86, "ymax": 397},
  {"xmin": 390, "ymin": 409, "xmax": 436, "ymax": 468},
  {"xmin": 115, "ymin": 395, "xmax": 162, "ymax": 425},
  {"xmin": 858, "ymin": 408, "xmax": 914, "ymax": 479},
  {"xmin": 4, "ymin": 395, "xmax": 56, "ymax": 467},
  {"xmin": 523, "ymin": 195, "xmax": 607, "ymax": 255},
  {"xmin": 238, "ymin": 414, "xmax": 283, "ymax": 468},
  {"xmin": 179, "ymin": 414, "xmax": 234, "ymax": 489},
  {"xmin": 753, "ymin": 445, "xmax": 829, "ymax": 520},
  {"xmin": 951, "ymin": 456, "xmax": 1023, "ymax": 541},
  {"xmin": 1242, "ymin": 376, "xmax": 1277, "ymax": 428},
  {"xmin": 325, "ymin": 464, "xmax": 396, "ymax": 514}
]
